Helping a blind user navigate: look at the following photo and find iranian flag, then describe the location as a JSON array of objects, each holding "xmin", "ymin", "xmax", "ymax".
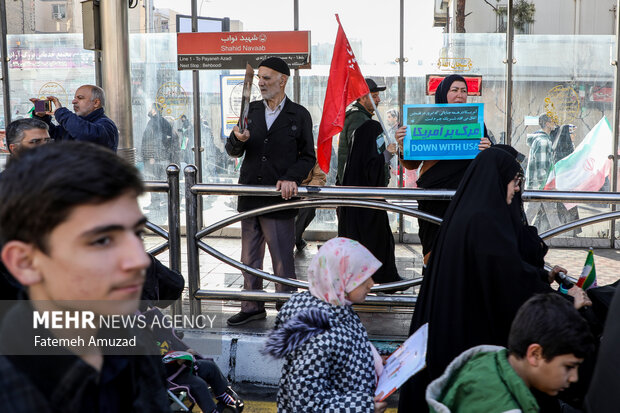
[
  {"xmin": 576, "ymin": 249, "xmax": 597, "ymax": 290},
  {"xmin": 544, "ymin": 117, "xmax": 612, "ymax": 193}
]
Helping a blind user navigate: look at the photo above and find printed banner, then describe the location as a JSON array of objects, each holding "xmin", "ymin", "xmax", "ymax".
[{"xmin": 402, "ymin": 103, "xmax": 484, "ymax": 160}]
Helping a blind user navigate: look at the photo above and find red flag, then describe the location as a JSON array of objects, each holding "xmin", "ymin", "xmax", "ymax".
[{"xmin": 317, "ymin": 15, "xmax": 369, "ymax": 173}]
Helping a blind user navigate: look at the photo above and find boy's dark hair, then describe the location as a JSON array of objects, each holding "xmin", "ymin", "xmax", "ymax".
[
  {"xmin": 5, "ymin": 118, "xmax": 49, "ymax": 148},
  {"xmin": 508, "ymin": 294, "xmax": 594, "ymax": 360},
  {"xmin": 0, "ymin": 141, "xmax": 143, "ymax": 253}
]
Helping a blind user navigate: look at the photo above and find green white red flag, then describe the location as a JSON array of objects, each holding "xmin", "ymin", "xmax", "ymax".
[
  {"xmin": 576, "ymin": 249, "xmax": 597, "ymax": 290},
  {"xmin": 544, "ymin": 117, "xmax": 612, "ymax": 194}
]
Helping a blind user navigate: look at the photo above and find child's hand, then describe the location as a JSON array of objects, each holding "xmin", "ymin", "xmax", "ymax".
[
  {"xmin": 186, "ymin": 348, "xmax": 199, "ymax": 356},
  {"xmin": 373, "ymin": 395, "xmax": 388, "ymax": 413},
  {"xmin": 568, "ymin": 286, "xmax": 592, "ymax": 309}
]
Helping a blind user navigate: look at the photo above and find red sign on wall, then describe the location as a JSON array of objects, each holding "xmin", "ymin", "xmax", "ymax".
[
  {"xmin": 590, "ymin": 86, "xmax": 612, "ymax": 103},
  {"xmin": 426, "ymin": 74, "xmax": 483, "ymax": 96},
  {"xmin": 177, "ymin": 31, "xmax": 311, "ymax": 70}
]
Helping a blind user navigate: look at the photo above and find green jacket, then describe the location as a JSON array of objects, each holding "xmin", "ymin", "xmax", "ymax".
[
  {"xmin": 337, "ymin": 102, "xmax": 373, "ymax": 184},
  {"xmin": 426, "ymin": 345, "xmax": 539, "ymax": 413}
]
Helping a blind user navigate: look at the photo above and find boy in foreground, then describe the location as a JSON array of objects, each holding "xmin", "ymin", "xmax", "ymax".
[
  {"xmin": 426, "ymin": 294, "xmax": 594, "ymax": 413},
  {"xmin": 0, "ymin": 142, "xmax": 170, "ymax": 412}
]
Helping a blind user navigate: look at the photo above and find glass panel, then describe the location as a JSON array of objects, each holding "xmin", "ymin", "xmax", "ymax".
[
  {"xmin": 0, "ymin": 87, "xmax": 5, "ymax": 170},
  {"xmin": 140, "ymin": 1, "xmax": 295, "ymax": 227},
  {"xmin": 7, "ymin": 33, "xmax": 95, "ymax": 113},
  {"xmin": 402, "ymin": 22, "xmax": 507, "ymax": 235},
  {"xmin": 128, "ymin": 33, "xmax": 193, "ymax": 226},
  {"xmin": 513, "ymin": 34, "xmax": 615, "ymax": 243},
  {"xmin": 192, "ymin": 0, "xmax": 294, "ymax": 229},
  {"xmin": 5, "ymin": 1, "xmax": 81, "ymax": 35},
  {"xmin": 296, "ymin": 0, "xmax": 401, "ymax": 231},
  {"xmin": 4, "ymin": 2, "xmax": 94, "ymax": 168}
]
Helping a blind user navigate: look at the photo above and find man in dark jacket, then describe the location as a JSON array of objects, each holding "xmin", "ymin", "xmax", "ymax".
[
  {"xmin": 336, "ymin": 78, "xmax": 385, "ymax": 184},
  {"xmin": 31, "ymin": 84, "xmax": 119, "ymax": 152},
  {"xmin": 225, "ymin": 57, "xmax": 315, "ymax": 326}
]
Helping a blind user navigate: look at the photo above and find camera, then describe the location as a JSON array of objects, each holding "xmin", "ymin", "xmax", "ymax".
[{"xmin": 34, "ymin": 99, "xmax": 52, "ymax": 113}]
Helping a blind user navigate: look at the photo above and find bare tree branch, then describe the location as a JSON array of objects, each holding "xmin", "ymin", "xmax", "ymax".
[{"xmin": 483, "ymin": 0, "xmax": 499, "ymax": 12}]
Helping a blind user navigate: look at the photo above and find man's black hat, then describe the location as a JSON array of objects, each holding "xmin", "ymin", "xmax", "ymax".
[
  {"xmin": 259, "ymin": 57, "xmax": 290, "ymax": 76},
  {"xmin": 365, "ymin": 78, "xmax": 386, "ymax": 93}
]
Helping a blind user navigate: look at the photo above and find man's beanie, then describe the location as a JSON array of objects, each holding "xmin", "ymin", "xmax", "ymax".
[{"xmin": 258, "ymin": 57, "xmax": 290, "ymax": 76}]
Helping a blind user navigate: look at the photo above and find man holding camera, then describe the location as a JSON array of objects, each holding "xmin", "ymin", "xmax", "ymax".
[{"xmin": 31, "ymin": 84, "xmax": 119, "ymax": 152}]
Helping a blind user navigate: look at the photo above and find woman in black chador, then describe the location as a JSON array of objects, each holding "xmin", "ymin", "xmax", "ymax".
[
  {"xmin": 397, "ymin": 146, "xmax": 591, "ymax": 412},
  {"xmin": 397, "ymin": 74, "xmax": 493, "ymax": 265},
  {"xmin": 337, "ymin": 119, "xmax": 401, "ymax": 284}
]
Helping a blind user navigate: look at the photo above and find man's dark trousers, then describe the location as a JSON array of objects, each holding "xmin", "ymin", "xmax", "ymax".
[{"xmin": 240, "ymin": 216, "xmax": 296, "ymax": 313}]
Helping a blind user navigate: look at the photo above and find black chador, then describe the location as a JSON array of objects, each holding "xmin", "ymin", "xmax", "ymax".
[
  {"xmin": 337, "ymin": 120, "xmax": 400, "ymax": 284},
  {"xmin": 398, "ymin": 147, "xmax": 553, "ymax": 412}
]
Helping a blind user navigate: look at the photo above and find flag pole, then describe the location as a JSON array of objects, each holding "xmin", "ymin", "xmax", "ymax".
[{"xmin": 368, "ymin": 95, "xmax": 396, "ymax": 146}]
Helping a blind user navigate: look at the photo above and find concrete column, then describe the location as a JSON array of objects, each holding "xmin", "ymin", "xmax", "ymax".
[{"xmin": 100, "ymin": 0, "xmax": 134, "ymax": 163}]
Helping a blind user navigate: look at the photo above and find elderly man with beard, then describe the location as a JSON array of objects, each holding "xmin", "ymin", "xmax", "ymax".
[{"xmin": 225, "ymin": 57, "xmax": 315, "ymax": 326}]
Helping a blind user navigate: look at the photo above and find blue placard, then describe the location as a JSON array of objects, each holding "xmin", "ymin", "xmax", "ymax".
[{"xmin": 403, "ymin": 103, "xmax": 484, "ymax": 160}]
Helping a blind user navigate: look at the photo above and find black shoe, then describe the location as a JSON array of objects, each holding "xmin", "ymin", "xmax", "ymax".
[
  {"xmin": 295, "ymin": 239, "xmax": 307, "ymax": 252},
  {"xmin": 226, "ymin": 310, "xmax": 267, "ymax": 326},
  {"xmin": 275, "ymin": 301, "xmax": 284, "ymax": 311}
]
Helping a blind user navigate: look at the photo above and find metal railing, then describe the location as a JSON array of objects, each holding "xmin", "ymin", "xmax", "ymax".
[
  {"xmin": 183, "ymin": 165, "xmax": 620, "ymax": 316},
  {"xmin": 143, "ymin": 165, "xmax": 182, "ymax": 315}
]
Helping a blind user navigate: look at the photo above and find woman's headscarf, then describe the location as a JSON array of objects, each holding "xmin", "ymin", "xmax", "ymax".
[
  {"xmin": 308, "ymin": 237, "xmax": 382, "ymax": 306},
  {"xmin": 493, "ymin": 144, "xmax": 549, "ymax": 270},
  {"xmin": 494, "ymin": 144, "xmax": 527, "ymax": 224},
  {"xmin": 435, "ymin": 74, "xmax": 467, "ymax": 104}
]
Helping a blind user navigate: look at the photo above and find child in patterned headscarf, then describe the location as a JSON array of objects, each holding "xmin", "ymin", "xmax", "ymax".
[{"xmin": 264, "ymin": 237, "xmax": 388, "ymax": 413}]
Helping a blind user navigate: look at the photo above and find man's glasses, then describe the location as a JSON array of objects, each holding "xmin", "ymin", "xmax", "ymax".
[{"xmin": 23, "ymin": 137, "xmax": 53, "ymax": 146}]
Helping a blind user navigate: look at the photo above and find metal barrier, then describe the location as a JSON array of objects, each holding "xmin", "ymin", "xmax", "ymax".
[
  {"xmin": 144, "ymin": 165, "xmax": 182, "ymax": 315},
  {"xmin": 183, "ymin": 164, "xmax": 620, "ymax": 316}
]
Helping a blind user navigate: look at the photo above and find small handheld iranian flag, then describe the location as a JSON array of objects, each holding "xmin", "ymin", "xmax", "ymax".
[{"xmin": 576, "ymin": 249, "xmax": 597, "ymax": 290}]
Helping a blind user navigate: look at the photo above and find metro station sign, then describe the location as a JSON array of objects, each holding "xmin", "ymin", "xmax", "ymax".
[
  {"xmin": 177, "ymin": 31, "xmax": 311, "ymax": 70},
  {"xmin": 426, "ymin": 74, "xmax": 483, "ymax": 97}
]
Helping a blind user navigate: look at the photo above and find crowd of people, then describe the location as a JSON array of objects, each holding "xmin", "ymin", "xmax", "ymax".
[{"xmin": 0, "ymin": 56, "xmax": 618, "ymax": 412}]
